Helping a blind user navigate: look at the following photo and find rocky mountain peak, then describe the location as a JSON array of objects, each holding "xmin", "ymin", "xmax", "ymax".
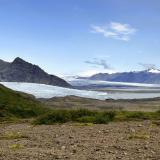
[
  {"xmin": 0, "ymin": 57, "xmax": 71, "ymax": 87},
  {"xmin": 12, "ymin": 57, "xmax": 31, "ymax": 66},
  {"xmin": 14, "ymin": 57, "xmax": 24, "ymax": 61}
]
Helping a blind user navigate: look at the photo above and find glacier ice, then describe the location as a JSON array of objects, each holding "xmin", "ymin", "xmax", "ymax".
[
  {"xmin": 1, "ymin": 82, "xmax": 160, "ymax": 100},
  {"xmin": 0, "ymin": 82, "xmax": 108, "ymax": 100}
]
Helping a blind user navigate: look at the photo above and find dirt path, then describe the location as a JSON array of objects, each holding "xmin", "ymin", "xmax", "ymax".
[{"xmin": 0, "ymin": 121, "xmax": 160, "ymax": 160}]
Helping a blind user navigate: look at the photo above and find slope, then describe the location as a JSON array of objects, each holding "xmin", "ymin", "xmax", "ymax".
[{"xmin": 0, "ymin": 84, "xmax": 48, "ymax": 121}]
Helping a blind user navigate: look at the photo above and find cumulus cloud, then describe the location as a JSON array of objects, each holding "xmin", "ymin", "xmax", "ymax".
[
  {"xmin": 85, "ymin": 58, "xmax": 111, "ymax": 69},
  {"xmin": 91, "ymin": 22, "xmax": 137, "ymax": 41}
]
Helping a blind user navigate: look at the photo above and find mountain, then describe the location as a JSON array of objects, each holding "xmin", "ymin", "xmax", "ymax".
[
  {"xmin": 0, "ymin": 57, "xmax": 71, "ymax": 87},
  {"xmin": 0, "ymin": 59, "xmax": 10, "ymax": 71},
  {"xmin": 86, "ymin": 69, "xmax": 160, "ymax": 84}
]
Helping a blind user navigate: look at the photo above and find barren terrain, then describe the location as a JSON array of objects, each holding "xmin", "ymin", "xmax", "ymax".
[
  {"xmin": 41, "ymin": 96, "xmax": 160, "ymax": 112},
  {"xmin": 0, "ymin": 121, "xmax": 160, "ymax": 160}
]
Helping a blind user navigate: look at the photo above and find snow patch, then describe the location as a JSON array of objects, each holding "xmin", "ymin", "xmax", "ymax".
[{"xmin": 148, "ymin": 69, "xmax": 160, "ymax": 74}]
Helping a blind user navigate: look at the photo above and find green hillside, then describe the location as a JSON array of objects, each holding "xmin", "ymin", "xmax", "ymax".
[{"xmin": 0, "ymin": 84, "xmax": 48, "ymax": 121}]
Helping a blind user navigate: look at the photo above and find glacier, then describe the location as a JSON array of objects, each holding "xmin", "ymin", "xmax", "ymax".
[
  {"xmin": 0, "ymin": 82, "xmax": 108, "ymax": 100},
  {"xmin": 68, "ymin": 79, "xmax": 160, "ymax": 87},
  {"xmin": 1, "ymin": 82, "xmax": 160, "ymax": 100}
]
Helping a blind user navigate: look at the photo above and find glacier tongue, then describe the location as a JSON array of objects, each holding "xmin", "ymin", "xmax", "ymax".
[
  {"xmin": 1, "ymin": 82, "xmax": 160, "ymax": 100},
  {"xmin": 0, "ymin": 82, "xmax": 108, "ymax": 100}
]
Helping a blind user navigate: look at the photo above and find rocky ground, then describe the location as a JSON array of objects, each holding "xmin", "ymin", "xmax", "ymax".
[{"xmin": 0, "ymin": 121, "xmax": 160, "ymax": 160}]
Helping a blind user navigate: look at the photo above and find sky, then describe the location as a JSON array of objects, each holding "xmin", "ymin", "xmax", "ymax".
[{"xmin": 0, "ymin": 0, "xmax": 160, "ymax": 77}]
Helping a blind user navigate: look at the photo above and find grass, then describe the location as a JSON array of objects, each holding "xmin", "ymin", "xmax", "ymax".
[
  {"xmin": 0, "ymin": 131, "xmax": 28, "ymax": 140},
  {"xmin": 9, "ymin": 144, "xmax": 23, "ymax": 150},
  {"xmin": 128, "ymin": 131, "xmax": 150, "ymax": 140},
  {"xmin": 0, "ymin": 84, "xmax": 49, "ymax": 121},
  {"xmin": 74, "ymin": 122, "xmax": 94, "ymax": 126},
  {"xmin": 115, "ymin": 111, "xmax": 160, "ymax": 121}
]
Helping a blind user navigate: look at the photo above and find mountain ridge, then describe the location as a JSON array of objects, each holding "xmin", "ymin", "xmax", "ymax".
[
  {"xmin": 0, "ymin": 57, "xmax": 71, "ymax": 87},
  {"xmin": 84, "ymin": 69, "xmax": 160, "ymax": 84}
]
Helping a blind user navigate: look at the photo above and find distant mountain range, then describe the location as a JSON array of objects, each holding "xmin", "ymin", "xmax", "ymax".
[
  {"xmin": 82, "ymin": 69, "xmax": 160, "ymax": 84},
  {"xmin": 0, "ymin": 57, "xmax": 71, "ymax": 87}
]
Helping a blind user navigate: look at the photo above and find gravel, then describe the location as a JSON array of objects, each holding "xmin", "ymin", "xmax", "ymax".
[{"xmin": 0, "ymin": 121, "xmax": 160, "ymax": 160}]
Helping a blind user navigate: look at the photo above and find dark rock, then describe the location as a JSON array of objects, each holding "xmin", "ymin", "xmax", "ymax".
[{"xmin": 0, "ymin": 57, "xmax": 71, "ymax": 87}]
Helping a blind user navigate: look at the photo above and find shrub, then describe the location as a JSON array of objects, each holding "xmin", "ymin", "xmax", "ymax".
[
  {"xmin": 94, "ymin": 111, "xmax": 116, "ymax": 124},
  {"xmin": 34, "ymin": 109, "xmax": 116, "ymax": 124},
  {"xmin": 34, "ymin": 110, "xmax": 72, "ymax": 124}
]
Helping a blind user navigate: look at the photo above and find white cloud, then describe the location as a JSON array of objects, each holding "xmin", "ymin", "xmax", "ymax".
[
  {"xmin": 82, "ymin": 58, "xmax": 116, "ymax": 77},
  {"xmin": 91, "ymin": 22, "xmax": 137, "ymax": 41},
  {"xmin": 85, "ymin": 58, "xmax": 111, "ymax": 69},
  {"xmin": 79, "ymin": 69, "xmax": 116, "ymax": 77}
]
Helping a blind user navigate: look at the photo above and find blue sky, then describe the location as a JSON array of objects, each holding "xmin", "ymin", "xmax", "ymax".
[{"xmin": 0, "ymin": 0, "xmax": 160, "ymax": 77}]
